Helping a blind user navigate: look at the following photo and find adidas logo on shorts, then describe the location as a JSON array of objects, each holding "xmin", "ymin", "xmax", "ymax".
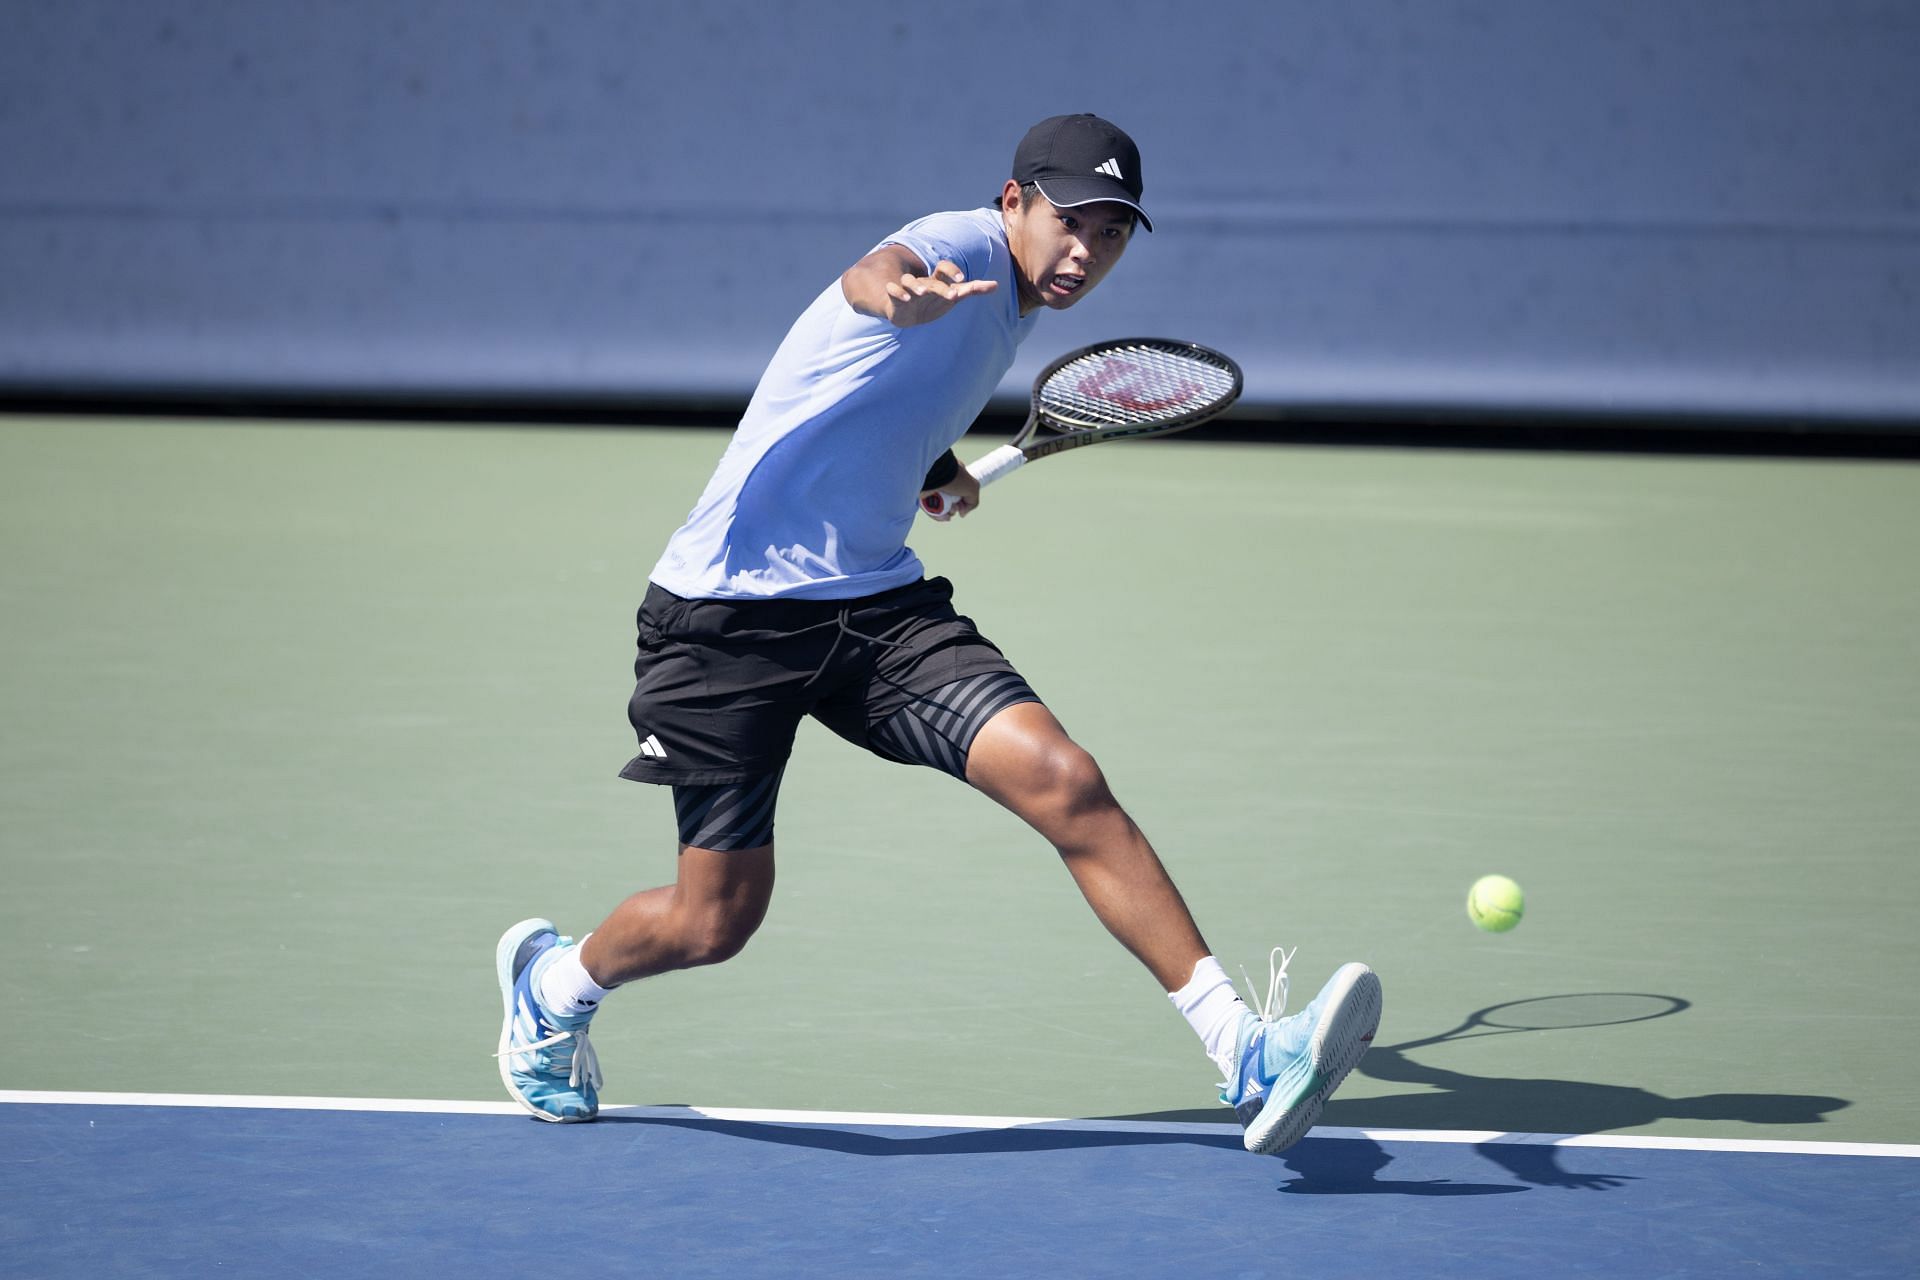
[{"xmin": 637, "ymin": 734, "xmax": 668, "ymax": 760}]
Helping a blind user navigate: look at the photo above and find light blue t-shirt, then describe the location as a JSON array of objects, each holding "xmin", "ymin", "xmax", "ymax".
[{"xmin": 650, "ymin": 207, "xmax": 1039, "ymax": 600}]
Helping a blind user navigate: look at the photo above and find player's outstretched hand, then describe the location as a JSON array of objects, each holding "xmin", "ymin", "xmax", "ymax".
[{"xmin": 886, "ymin": 260, "xmax": 997, "ymax": 327}]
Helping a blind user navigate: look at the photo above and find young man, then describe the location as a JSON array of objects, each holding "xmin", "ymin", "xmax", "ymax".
[{"xmin": 495, "ymin": 114, "xmax": 1382, "ymax": 1155}]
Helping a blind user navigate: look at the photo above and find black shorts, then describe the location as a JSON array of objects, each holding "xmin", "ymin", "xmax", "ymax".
[{"xmin": 618, "ymin": 576, "xmax": 1036, "ymax": 786}]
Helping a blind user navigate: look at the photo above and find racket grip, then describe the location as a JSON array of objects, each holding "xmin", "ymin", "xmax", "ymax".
[{"xmin": 921, "ymin": 445, "xmax": 1027, "ymax": 519}]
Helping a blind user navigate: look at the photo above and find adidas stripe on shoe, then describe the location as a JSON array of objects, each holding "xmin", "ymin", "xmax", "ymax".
[{"xmin": 1220, "ymin": 955, "xmax": 1382, "ymax": 1155}]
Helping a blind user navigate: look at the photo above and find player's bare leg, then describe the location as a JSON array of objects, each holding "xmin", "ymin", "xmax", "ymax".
[
  {"xmin": 963, "ymin": 699, "xmax": 1380, "ymax": 1155},
  {"xmin": 962, "ymin": 701, "xmax": 1209, "ymax": 992},
  {"xmin": 495, "ymin": 845, "xmax": 772, "ymax": 1123},
  {"xmin": 577, "ymin": 845, "xmax": 776, "ymax": 986}
]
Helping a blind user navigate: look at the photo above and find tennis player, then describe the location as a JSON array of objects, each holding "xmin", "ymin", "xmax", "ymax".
[{"xmin": 496, "ymin": 113, "xmax": 1382, "ymax": 1155}]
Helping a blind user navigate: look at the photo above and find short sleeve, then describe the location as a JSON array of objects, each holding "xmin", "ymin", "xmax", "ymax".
[{"xmin": 878, "ymin": 210, "xmax": 995, "ymax": 284}]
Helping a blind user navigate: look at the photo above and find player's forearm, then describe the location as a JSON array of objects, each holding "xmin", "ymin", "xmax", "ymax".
[
  {"xmin": 840, "ymin": 246, "xmax": 923, "ymax": 321},
  {"xmin": 841, "ymin": 265, "xmax": 895, "ymax": 320},
  {"xmin": 842, "ymin": 247, "xmax": 996, "ymax": 327}
]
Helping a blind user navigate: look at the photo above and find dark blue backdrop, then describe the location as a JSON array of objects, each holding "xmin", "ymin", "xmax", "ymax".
[{"xmin": 3, "ymin": 1, "xmax": 1916, "ymax": 423}]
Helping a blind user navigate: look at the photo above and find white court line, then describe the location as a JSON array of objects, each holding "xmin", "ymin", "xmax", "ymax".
[{"xmin": 3, "ymin": 1090, "xmax": 1915, "ymax": 1159}]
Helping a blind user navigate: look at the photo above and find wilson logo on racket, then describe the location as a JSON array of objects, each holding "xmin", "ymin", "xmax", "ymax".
[{"xmin": 1074, "ymin": 360, "xmax": 1206, "ymax": 415}]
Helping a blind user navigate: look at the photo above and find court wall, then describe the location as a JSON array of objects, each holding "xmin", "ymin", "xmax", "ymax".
[{"xmin": 3, "ymin": 1, "xmax": 1917, "ymax": 427}]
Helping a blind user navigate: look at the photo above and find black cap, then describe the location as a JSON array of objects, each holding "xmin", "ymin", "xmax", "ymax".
[{"xmin": 1012, "ymin": 114, "xmax": 1152, "ymax": 233}]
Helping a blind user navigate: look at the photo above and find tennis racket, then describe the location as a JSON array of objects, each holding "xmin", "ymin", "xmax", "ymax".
[
  {"xmin": 1383, "ymin": 993, "xmax": 1689, "ymax": 1055},
  {"xmin": 921, "ymin": 337, "xmax": 1243, "ymax": 519}
]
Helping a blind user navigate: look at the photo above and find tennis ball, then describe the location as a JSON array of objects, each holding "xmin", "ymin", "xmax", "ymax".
[{"xmin": 1467, "ymin": 874, "xmax": 1525, "ymax": 933}]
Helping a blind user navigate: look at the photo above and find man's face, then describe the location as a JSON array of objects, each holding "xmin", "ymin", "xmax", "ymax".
[{"xmin": 1001, "ymin": 182, "xmax": 1134, "ymax": 315}]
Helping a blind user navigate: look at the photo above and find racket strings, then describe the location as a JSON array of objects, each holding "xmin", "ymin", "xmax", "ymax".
[
  {"xmin": 1040, "ymin": 343, "xmax": 1238, "ymax": 428},
  {"xmin": 1240, "ymin": 945, "xmax": 1298, "ymax": 1024}
]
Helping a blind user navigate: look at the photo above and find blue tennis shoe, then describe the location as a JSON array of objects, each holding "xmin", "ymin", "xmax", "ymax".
[
  {"xmin": 495, "ymin": 918, "xmax": 603, "ymax": 1122},
  {"xmin": 1220, "ymin": 952, "xmax": 1382, "ymax": 1154}
]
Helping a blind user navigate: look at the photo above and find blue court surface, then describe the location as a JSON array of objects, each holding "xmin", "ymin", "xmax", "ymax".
[{"xmin": 3, "ymin": 1094, "xmax": 1914, "ymax": 1278}]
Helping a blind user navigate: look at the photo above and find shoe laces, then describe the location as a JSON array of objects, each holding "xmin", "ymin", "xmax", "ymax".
[
  {"xmin": 1215, "ymin": 946, "xmax": 1300, "ymax": 1093},
  {"xmin": 1242, "ymin": 945, "xmax": 1297, "ymax": 1024},
  {"xmin": 495, "ymin": 1021, "xmax": 604, "ymax": 1092}
]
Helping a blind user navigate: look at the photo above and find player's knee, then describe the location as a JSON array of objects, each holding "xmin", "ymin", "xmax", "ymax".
[
  {"xmin": 670, "ymin": 870, "xmax": 772, "ymax": 968},
  {"xmin": 683, "ymin": 923, "xmax": 754, "ymax": 967},
  {"xmin": 678, "ymin": 902, "xmax": 763, "ymax": 967},
  {"xmin": 1025, "ymin": 738, "xmax": 1114, "ymax": 819}
]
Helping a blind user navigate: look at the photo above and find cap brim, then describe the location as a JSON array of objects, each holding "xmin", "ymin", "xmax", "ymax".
[{"xmin": 1033, "ymin": 177, "xmax": 1153, "ymax": 233}]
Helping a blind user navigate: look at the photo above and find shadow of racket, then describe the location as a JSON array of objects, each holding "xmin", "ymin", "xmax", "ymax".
[{"xmin": 1381, "ymin": 992, "xmax": 1691, "ymax": 1054}]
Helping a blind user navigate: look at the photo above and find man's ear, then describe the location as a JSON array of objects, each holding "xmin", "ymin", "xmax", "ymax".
[{"xmin": 999, "ymin": 178, "xmax": 1024, "ymax": 214}]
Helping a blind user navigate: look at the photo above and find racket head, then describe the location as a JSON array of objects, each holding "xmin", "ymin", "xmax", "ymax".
[{"xmin": 1016, "ymin": 338, "xmax": 1242, "ymax": 457}]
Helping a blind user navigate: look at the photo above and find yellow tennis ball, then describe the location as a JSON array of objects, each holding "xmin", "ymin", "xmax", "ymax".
[{"xmin": 1467, "ymin": 874, "xmax": 1525, "ymax": 933}]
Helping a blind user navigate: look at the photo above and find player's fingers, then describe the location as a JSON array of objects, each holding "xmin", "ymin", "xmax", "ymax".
[
  {"xmin": 932, "ymin": 260, "xmax": 967, "ymax": 284},
  {"xmin": 907, "ymin": 277, "xmax": 957, "ymax": 308}
]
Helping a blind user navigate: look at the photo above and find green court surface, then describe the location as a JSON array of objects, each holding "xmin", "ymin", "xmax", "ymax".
[{"xmin": 3, "ymin": 415, "xmax": 1916, "ymax": 1145}]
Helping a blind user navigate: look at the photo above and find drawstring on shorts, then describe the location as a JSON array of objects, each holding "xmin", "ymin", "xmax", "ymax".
[{"xmin": 799, "ymin": 605, "xmax": 914, "ymax": 693}]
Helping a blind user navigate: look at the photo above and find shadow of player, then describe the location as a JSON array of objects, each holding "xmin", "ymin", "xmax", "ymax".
[
  {"xmin": 1304, "ymin": 1009, "xmax": 1850, "ymax": 1192},
  {"xmin": 1126, "ymin": 993, "xmax": 1850, "ymax": 1195}
]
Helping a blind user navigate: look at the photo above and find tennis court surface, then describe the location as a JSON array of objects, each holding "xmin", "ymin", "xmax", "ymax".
[{"xmin": 3, "ymin": 416, "xmax": 1917, "ymax": 1276}]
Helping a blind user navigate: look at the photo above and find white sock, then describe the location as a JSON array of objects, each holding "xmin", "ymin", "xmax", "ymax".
[
  {"xmin": 1170, "ymin": 956, "xmax": 1249, "ymax": 1074},
  {"xmin": 537, "ymin": 933, "xmax": 614, "ymax": 1018}
]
